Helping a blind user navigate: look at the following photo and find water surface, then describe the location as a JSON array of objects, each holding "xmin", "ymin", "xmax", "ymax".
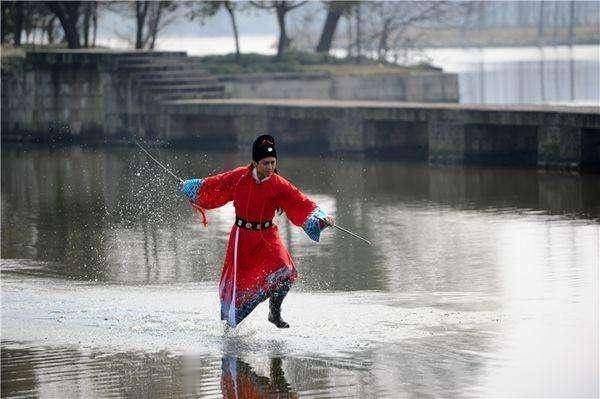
[{"xmin": 2, "ymin": 146, "xmax": 598, "ymax": 398}]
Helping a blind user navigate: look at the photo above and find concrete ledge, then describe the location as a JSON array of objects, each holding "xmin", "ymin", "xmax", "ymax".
[
  {"xmin": 25, "ymin": 50, "xmax": 188, "ymax": 69},
  {"xmin": 162, "ymin": 98, "xmax": 600, "ymax": 114},
  {"xmin": 160, "ymin": 99, "xmax": 600, "ymax": 171}
]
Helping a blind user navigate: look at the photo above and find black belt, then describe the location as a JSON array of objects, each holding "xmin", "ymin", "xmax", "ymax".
[{"xmin": 235, "ymin": 216, "xmax": 273, "ymax": 230}]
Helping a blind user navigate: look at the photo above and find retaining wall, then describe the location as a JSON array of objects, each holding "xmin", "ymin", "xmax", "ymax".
[
  {"xmin": 161, "ymin": 99, "xmax": 600, "ymax": 171},
  {"xmin": 219, "ymin": 71, "xmax": 458, "ymax": 102},
  {"xmin": 1, "ymin": 50, "xmax": 221, "ymax": 142}
]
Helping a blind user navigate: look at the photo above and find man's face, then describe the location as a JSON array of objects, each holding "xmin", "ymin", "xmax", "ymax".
[{"xmin": 255, "ymin": 157, "xmax": 277, "ymax": 179}]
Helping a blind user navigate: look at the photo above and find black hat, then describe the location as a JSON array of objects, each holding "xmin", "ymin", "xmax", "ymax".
[{"xmin": 252, "ymin": 134, "xmax": 277, "ymax": 162}]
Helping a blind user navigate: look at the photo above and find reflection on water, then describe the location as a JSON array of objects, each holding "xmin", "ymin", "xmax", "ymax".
[
  {"xmin": 1, "ymin": 146, "xmax": 599, "ymax": 398},
  {"xmin": 221, "ymin": 357, "xmax": 296, "ymax": 398},
  {"xmin": 1, "ymin": 331, "xmax": 499, "ymax": 398},
  {"xmin": 2, "ymin": 146, "xmax": 598, "ymax": 287}
]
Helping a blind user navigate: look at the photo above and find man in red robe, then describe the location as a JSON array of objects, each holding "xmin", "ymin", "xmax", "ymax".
[{"xmin": 180, "ymin": 135, "xmax": 334, "ymax": 328}]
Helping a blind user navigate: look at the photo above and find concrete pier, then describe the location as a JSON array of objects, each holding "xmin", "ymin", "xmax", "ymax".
[
  {"xmin": 2, "ymin": 51, "xmax": 599, "ymax": 171},
  {"xmin": 161, "ymin": 99, "xmax": 600, "ymax": 171}
]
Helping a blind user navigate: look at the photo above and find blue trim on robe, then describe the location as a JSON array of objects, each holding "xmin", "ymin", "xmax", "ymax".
[
  {"xmin": 180, "ymin": 178, "xmax": 203, "ymax": 201},
  {"xmin": 221, "ymin": 266, "xmax": 293, "ymax": 327},
  {"xmin": 303, "ymin": 207, "xmax": 328, "ymax": 242}
]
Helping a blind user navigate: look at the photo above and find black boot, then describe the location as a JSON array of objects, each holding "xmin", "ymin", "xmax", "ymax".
[{"xmin": 268, "ymin": 282, "xmax": 291, "ymax": 328}]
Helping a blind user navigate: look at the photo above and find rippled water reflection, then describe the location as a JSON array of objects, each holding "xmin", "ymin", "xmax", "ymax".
[{"xmin": 1, "ymin": 146, "xmax": 598, "ymax": 398}]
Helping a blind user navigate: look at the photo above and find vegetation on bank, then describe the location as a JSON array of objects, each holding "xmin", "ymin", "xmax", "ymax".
[
  {"xmin": 1, "ymin": 44, "xmax": 440, "ymax": 76},
  {"xmin": 195, "ymin": 51, "xmax": 440, "ymax": 76}
]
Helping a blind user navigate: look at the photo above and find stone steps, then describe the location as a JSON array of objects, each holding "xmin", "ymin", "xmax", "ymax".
[
  {"xmin": 156, "ymin": 92, "xmax": 229, "ymax": 101},
  {"xmin": 117, "ymin": 59, "xmax": 204, "ymax": 69},
  {"xmin": 134, "ymin": 76, "xmax": 219, "ymax": 87},
  {"xmin": 112, "ymin": 52, "xmax": 227, "ymax": 135},
  {"xmin": 141, "ymin": 83, "xmax": 225, "ymax": 94},
  {"xmin": 115, "ymin": 54, "xmax": 193, "ymax": 64},
  {"xmin": 117, "ymin": 62, "xmax": 205, "ymax": 73},
  {"xmin": 130, "ymin": 70, "xmax": 213, "ymax": 81},
  {"xmin": 114, "ymin": 51, "xmax": 187, "ymax": 59}
]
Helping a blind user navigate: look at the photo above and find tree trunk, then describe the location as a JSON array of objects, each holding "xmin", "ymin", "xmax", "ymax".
[
  {"xmin": 276, "ymin": 2, "xmax": 289, "ymax": 58},
  {"xmin": 48, "ymin": 2, "xmax": 82, "ymax": 49},
  {"xmin": 378, "ymin": 18, "xmax": 392, "ymax": 61},
  {"xmin": 316, "ymin": 6, "xmax": 343, "ymax": 53},
  {"xmin": 14, "ymin": 1, "xmax": 24, "ymax": 46},
  {"xmin": 1, "ymin": 4, "xmax": 7, "ymax": 43},
  {"xmin": 148, "ymin": 3, "xmax": 162, "ymax": 50},
  {"xmin": 24, "ymin": 4, "xmax": 35, "ymax": 45},
  {"xmin": 46, "ymin": 16, "xmax": 57, "ymax": 44},
  {"xmin": 135, "ymin": 1, "xmax": 149, "ymax": 49},
  {"xmin": 92, "ymin": 2, "xmax": 98, "ymax": 47},
  {"xmin": 345, "ymin": 14, "xmax": 353, "ymax": 57},
  {"xmin": 355, "ymin": 4, "xmax": 361, "ymax": 62},
  {"xmin": 83, "ymin": 1, "xmax": 91, "ymax": 47},
  {"xmin": 224, "ymin": 1, "xmax": 241, "ymax": 59}
]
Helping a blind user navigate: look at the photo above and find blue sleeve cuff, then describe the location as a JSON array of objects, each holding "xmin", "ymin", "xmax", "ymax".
[
  {"xmin": 303, "ymin": 207, "xmax": 327, "ymax": 242},
  {"xmin": 180, "ymin": 178, "xmax": 203, "ymax": 201}
]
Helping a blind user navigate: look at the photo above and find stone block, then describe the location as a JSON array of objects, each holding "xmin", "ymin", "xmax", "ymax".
[
  {"xmin": 462, "ymin": 124, "xmax": 537, "ymax": 166},
  {"xmin": 581, "ymin": 128, "xmax": 600, "ymax": 169},
  {"xmin": 428, "ymin": 121, "xmax": 466, "ymax": 165},
  {"xmin": 267, "ymin": 117, "xmax": 331, "ymax": 153},
  {"xmin": 538, "ymin": 125, "xmax": 582, "ymax": 169},
  {"xmin": 362, "ymin": 119, "xmax": 428, "ymax": 160}
]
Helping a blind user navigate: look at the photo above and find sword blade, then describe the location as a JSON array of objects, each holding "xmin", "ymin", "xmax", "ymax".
[
  {"xmin": 135, "ymin": 141, "xmax": 183, "ymax": 183},
  {"xmin": 318, "ymin": 218, "xmax": 371, "ymax": 245}
]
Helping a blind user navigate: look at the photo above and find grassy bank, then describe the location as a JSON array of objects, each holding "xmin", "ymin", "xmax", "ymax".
[
  {"xmin": 1, "ymin": 45, "xmax": 439, "ymax": 76},
  {"xmin": 195, "ymin": 51, "xmax": 440, "ymax": 76}
]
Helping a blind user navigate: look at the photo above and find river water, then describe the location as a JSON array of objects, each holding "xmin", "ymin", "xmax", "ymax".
[{"xmin": 1, "ymin": 146, "xmax": 599, "ymax": 398}]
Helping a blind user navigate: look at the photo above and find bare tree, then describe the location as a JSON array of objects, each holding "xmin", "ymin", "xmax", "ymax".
[
  {"xmin": 1, "ymin": 3, "xmax": 8, "ymax": 43},
  {"xmin": 133, "ymin": 1, "xmax": 179, "ymax": 50},
  {"xmin": 249, "ymin": 1, "xmax": 308, "ymax": 57},
  {"xmin": 47, "ymin": 1, "xmax": 82, "ymax": 48},
  {"xmin": 1, "ymin": 1, "xmax": 68, "ymax": 46},
  {"xmin": 135, "ymin": 1, "xmax": 150, "ymax": 49},
  {"xmin": 316, "ymin": 1, "xmax": 357, "ymax": 53},
  {"xmin": 223, "ymin": 1, "xmax": 241, "ymax": 58},
  {"xmin": 189, "ymin": 1, "xmax": 244, "ymax": 59},
  {"xmin": 1, "ymin": 1, "xmax": 25, "ymax": 46},
  {"xmin": 82, "ymin": 1, "xmax": 93, "ymax": 47},
  {"xmin": 359, "ymin": 1, "xmax": 463, "ymax": 62},
  {"xmin": 45, "ymin": 15, "xmax": 59, "ymax": 44}
]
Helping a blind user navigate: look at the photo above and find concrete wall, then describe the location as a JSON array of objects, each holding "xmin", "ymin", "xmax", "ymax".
[
  {"xmin": 3, "ymin": 51, "xmax": 599, "ymax": 171},
  {"xmin": 1, "ymin": 57, "xmax": 110, "ymax": 141},
  {"xmin": 219, "ymin": 72, "xmax": 458, "ymax": 102},
  {"xmin": 161, "ymin": 99, "xmax": 600, "ymax": 171},
  {"xmin": 2, "ymin": 53, "xmax": 457, "ymax": 142},
  {"xmin": 3, "ymin": 51, "xmax": 138, "ymax": 142},
  {"xmin": 1, "ymin": 50, "xmax": 198, "ymax": 142}
]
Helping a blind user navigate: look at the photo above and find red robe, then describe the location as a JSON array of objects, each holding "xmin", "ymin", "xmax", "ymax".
[{"xmin": 191, "ymin": 165, "xmax": 317, "ymax": 327}]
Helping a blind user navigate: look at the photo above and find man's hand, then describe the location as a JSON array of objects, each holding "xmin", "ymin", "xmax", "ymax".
[
  {"xmin": 180, "ymin": 179, "xmax": 202, "ymax": 201},
  {"xmin": 319, "ymin": 215, "xmax": 335, "ymax": 228}
]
